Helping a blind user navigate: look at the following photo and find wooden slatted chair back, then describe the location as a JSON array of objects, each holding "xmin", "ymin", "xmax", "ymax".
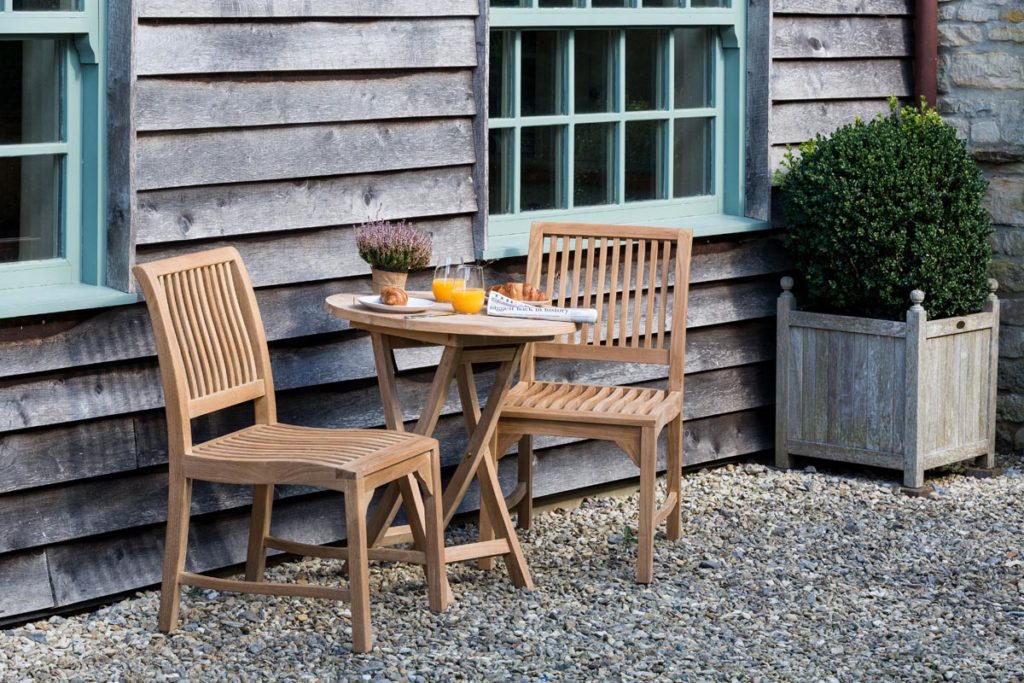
[
  {"xmin": 133, "ymin": 247, "xmax": 277, "ymax": 452},
  {"xmin": 523, "ymin": 222, "xmax": 694, "ymax": 391}
]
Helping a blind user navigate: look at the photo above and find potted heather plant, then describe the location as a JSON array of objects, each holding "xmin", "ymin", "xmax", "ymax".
[
  {"xmin": 355, "ymin": 218, "xmax": 433, "ymax": 294},
  {"xmin": 775, "ymin": 99, "xmax": 998, "ymax": 491}
]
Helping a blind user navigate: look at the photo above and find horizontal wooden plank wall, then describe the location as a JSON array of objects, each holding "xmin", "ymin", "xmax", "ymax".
[
  {"xmin": 770, "ymin": 0, "xmax": 914, "ymax": 171},
  {"xmin": 0, "ymin": 0, "xmax": 786, "ymax": 622}
]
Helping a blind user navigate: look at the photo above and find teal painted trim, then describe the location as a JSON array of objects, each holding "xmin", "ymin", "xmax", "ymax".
[
  {"xmin": 479, "ymin": 214, "xmax": 771, "ymax": 260},
  {"xmin": 489, "ymin": 196, "xmax": 719, "ymax": 236},
  {"xmin": 79, "ymin": 0, "xmax": 105, "ymax": 287},
  {"xmin": 0, "ymin": 284, "xmax": 137, "ymax": 319},
  {"xmin": 720, "ymin": 25, "xmax": 743, "ymax": 216}
]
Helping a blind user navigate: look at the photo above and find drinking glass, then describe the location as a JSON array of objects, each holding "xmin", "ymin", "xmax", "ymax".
[
  {"xmin": 432, "ymin": 256, "xmax": 462, "ymax": 303},
  {"xmin": 450, "ymin": 265, "xmax": 486, "ymax": 314}
]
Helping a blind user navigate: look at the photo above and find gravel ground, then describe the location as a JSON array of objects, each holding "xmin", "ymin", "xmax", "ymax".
[{"xmin": 3, "ymin": 455, "xmax": 1024, "ymax": 682}]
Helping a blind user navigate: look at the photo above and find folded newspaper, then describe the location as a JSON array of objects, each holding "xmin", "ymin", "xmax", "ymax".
[{"xmin": 486, "ymin": 291, "xmax": 598, "ymax": 324}]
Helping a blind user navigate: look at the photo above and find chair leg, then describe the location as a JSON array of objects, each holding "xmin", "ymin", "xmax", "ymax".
[
  {"xmin": 666, "ymin": 416, "xmax": 683, "ymax": 542},
  {"xmin": 636, "ymin": 428, "xmax": 657, "ymax": 585},
  {"xmin": 421, "ymin": 450, "xmax": 451, "ymax": 612},
  {"xmin": 245, "ymin": 484, "xmax": 274, "ymax": 582},
  {"xmin": 516, "ymin": 435, "xmax": 534, "ymax": 531},
  {"xmin": 345, "ymin": 482, "xmax": 373, "ymax": 653},
  {"xmin": 159, "ymin": 475, "xmax": 192, "ymax": 633}
]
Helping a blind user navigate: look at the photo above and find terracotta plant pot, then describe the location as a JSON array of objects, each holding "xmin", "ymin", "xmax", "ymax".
[{"xmin": 371, "ymin": 267, "xmax": 408, "ymax": 294}]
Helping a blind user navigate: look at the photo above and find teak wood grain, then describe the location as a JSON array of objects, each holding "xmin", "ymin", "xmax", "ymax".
[
  {"xmin": 134, "ymin": 247, "xmax": 449, "ymax": 653},
  {"xmin": 492, "ymin": 222, "xmax": 694, "ymax": 584}
]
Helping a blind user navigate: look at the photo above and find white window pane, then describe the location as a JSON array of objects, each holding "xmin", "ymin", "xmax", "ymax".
[
  {"xmin": 674, "ymin": 28, "xmax": 713, "ymax": 109},
  {"xmin": 575, "ymin": 30, "xmax": 615, "ymax": 114},
  {"xmin": 625, "ymin": 120, "xmax": 665, "ymax": 201},
  {"xmin": 521, "ymin": 126, "xmax": 565, "ymax": 211},
  {"xmin": 489, "ymin": 129, "xmax": 514, "ymax": 215},
  {"xmin": 521, "ymin": 31, "xmax": 564, "ymax": 116},
  {"xmin": 0, "ymin": 155, "xmax": 63, "ymax": 263},
  {"xmin": 674, "ymin": 117, "xmax": 714, "ymax": 197},
  {"xmin": 0, "ymin": 39, "xmax": 63, "ymax": 144},
  {"xmin": 625, "ymin": 30, "xmax": 665, "ymax": 111},
  {"xmin": 575, "ymin": 123, "xmax": 616, "ymax": 207}
]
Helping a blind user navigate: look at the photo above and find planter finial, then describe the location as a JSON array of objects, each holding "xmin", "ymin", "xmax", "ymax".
[
  {"xmin": 780, "ymin": 276, "xmax": 794, "ymax": 292},
  {"xmin": 910, "ymin": 290, "xmax": 925, "ymax": 309},
  {"xmin": 989, "ymin": 278, "xmax": 999, "ymax": 294}
]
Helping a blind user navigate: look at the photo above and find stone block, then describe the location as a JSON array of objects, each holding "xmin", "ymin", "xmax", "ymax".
[
  {"xmin": 957, "ymin": 5, "xmax": 1000, "ymax": 21},
  {"xmin": 1003, "ymin": 8, "xmax": 1024, "ymax": 22},
  {"xmin": 985, "ymin": 176, "xmax": 1024, "ymax": 227},
  {"xmin": 990, "ymin": 256, "xmax": 1024, "ymax": 293},
  {"xmin": 939, "ymin": 23, "xmax": 984, "ymax": 47},
  {"xmin": 991, "ymin": 227, "xmax": 1024, "ymax": 256},
  {"xmin": 998, "ymin": 357, "xmax": 1024, "ymax": 393},
  {"xmin": 997, "ymin": 392, "xmax": 1024, "ymax": 422},
  {"xmin": 991, "ymin": 25, "xmax": 1024, "ymax": 43},
  {"xmin": 1001, "ymin": 323, "xmax": 1024, "ymax": 358},
  {"xmin": 972, "ymin": 120, "xmax": 1002, "ymax": 145},
  {"xmin": 999, "ymin": 297, "xmax": 1024, "ymax": 325},
  {"xmin": 949, "ymin": 52, "xmax": 1024, "ymax": 90}
]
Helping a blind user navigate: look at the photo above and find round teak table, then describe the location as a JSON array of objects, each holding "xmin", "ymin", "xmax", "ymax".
[{"xmin": 325, "ymin": 293, "xmax": 577, "ymax": 590}]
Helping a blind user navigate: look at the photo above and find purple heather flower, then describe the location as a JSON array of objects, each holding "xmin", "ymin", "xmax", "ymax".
[{"xmin": 355, "ymin": 219, "xmax": 433, "ymax": 271}]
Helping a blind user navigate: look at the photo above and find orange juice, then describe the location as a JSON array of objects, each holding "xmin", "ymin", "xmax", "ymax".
[
  {"xmin": 451, "ymin": 288, "xmax": 486, "ymax": 314},
  {"xmin": 432, "ymin": 278, "xmax": 464, "ymax": 303}
]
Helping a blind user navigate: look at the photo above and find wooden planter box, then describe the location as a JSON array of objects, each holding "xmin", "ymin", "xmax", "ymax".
[{"xmin": 775, "ymin": 278, "xmax": 1000, "ymax": 488}]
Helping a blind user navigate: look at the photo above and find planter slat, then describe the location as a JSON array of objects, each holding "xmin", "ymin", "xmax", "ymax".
[
  {"xmin": 777, "ymin": 280, "xmax": 999, "ymax": 487},
  {"xmin": 789, "ymin": 310, "xmax": 907, "ymax": 337}
]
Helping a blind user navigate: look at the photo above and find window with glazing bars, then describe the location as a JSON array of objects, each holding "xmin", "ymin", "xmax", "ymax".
[{"xmin": 486, "ymin": 0, "xmax": 746, "ymax": 257}]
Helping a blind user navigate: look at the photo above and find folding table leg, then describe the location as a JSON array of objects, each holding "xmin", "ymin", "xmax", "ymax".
[{"xmin": 477, "ymin": 453, "xmax": 534, "ymax": 590}]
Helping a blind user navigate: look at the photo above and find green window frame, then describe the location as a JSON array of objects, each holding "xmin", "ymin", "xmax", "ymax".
[
  {"xmin": 0, "ymin": 1, "xmax": 133, "ymax": 317},
  {"xmin": 484, "ymin": 0, "xmax": 763, "ymax": 258}
]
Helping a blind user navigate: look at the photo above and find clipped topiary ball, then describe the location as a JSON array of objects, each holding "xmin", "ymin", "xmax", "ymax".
[{"xmin": 779, "ymin": 98, "xmax": 991, "ymax": 321}]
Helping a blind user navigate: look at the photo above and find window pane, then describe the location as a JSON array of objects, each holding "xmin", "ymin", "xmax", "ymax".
[
  {"xmin": 691, "ymin": 0, "xmax": 730, "ymax": 6},
  {"xmin": 0, "ymin": 155, "xmax": 62, "ymax": 263},
  {"xmin": 490, "ymin": 0, "xmax": 525, "ymax": 6},
  {"xmin": 521, "ymin": 126, "xmax": 565, "ymax": 211},
  {"xmin": 592, "ymin": 0, "xmax": 630, "ymax": 5},
  {"xmin": 490, "ymin": 31, "xmax": 514, "ymax": 118},
  {"xmin": 625, "ymin": 30, "xmax": 664, "ymax": 111},
  {"xmin": 674, "ymin": 28, "xmax": 713, "ymax": 109},
  {"xmin": 14, "ymin": 0, "xmax": 82, "ymax": 8},
  {"xmin": 489, "ymin": 129, "xmax": 513, "ymax": 215},
  {"xmin": 521, "ymin": 31, "xmax": 563, "ymax": 117},
  {"xmin": 0, "ymin": 40, "xmax": 63, "ymax": 144},
  {"xmin": 575, "ymin": 123, "xmax": 615, "ymax": 207},
  {"xmin": 575, "ymin": 30, "xmax": 615, "ymax": 114},
  {"xmin": 674, "ymin": 117, "xmax": 714, "ymax": 197},
  {"xmin": 642, "ymin": 0, "xmax": 680, "ymax": 6},
  {"xmin": 625, "ymin": 120, "xmax": 665, "ymax": 202},
  {"xmin": 538, "ymin": 0, "xmax": 575, "ymax": 5}
]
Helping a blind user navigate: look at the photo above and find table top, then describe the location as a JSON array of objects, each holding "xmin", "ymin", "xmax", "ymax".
[{"xmin": 325, "ymin": 292, "xmax": 577, "ymax": 343}]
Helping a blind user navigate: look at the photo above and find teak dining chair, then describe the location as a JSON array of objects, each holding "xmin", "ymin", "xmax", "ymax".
[
  {"xmin": 491, "ymin": 222, "xmax": 693, "ymax": 584},
  {"xmin": 134, "ymin": 247, "xmax": 449, "ymax": 653}
]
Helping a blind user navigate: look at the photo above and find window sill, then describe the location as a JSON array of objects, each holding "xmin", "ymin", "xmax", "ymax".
[
  {"xmin": 479, "ymin": 214, "xmax": 771, "ymax": 260},
  {"xmin": 0, "ymin": 284, "xmax": 138, "ymax": 320}
]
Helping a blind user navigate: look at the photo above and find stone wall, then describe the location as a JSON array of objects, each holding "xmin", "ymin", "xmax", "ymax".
[{"xmin": 938, "ymin": 0, "xmax": 1024, "ymax": 450}]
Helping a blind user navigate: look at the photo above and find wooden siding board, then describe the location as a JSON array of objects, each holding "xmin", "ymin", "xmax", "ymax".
[
  {"xmin": 0, "ymin": 419, "xmax": 138, "ymax": 495},
  {"xmin": 105, "ymin": 0, "xmax": 138, "ymax": 292},
  {"xmin": 745, "ymin": 0, "xmax": 772, "ymax": 222},
  {"xmin": 771, "ymin": 59, "xmax": 913, "ymax": 102},
  {"xmin": 773, "ymin": 17, "xmax": 912, "ymax": 60},
  {"xmin": 0, "ymin": 239, "xmax": 783, "ymax": 380},
  {"xmin": 138, "ymin": 0, "xmax": 480, "ymax": 19},
  {"xmin": 135, "ymin": 118, "xmax": 476, "ymax": 190},
  {"xmin": 136, "ymin": 71, "xmax": 476, "ymax": 132},
  {"xmin": 774, "ymin": 0, "xmax": 912, "ymax": 15},
  {"xmin": 136, "ymin": 167, "xmax": 478, "ymax": 244},
  {"xmin": 135, "ymin": 20, "xmax": 477, "ymax": 76},
  {"xmin": 0, "ymin": 551, "xmax": 53, "ymax": 617},
  {"xmin": 771, "ymin": 100, "xmax": 892, "ymax": 144},
  {"xmin": 136, "ymin": 217, "xmax": 475, "ymax": 288}
]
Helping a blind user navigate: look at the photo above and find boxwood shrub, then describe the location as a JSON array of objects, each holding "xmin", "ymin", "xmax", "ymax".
[{"xmin": 779, "ymin": 98, "xmax": 991, "ymax": 321}]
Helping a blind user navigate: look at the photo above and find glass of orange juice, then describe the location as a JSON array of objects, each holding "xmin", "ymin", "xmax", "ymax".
[
  {"xmin": 450, "ymin": 265, "xmax": 485, "ymax": 314},
  {"xmin": 432, "ymin": 257, "xmax": 462, "ymax": 303}
]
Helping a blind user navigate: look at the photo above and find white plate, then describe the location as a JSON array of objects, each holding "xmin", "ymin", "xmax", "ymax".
[{"xmin": 357, "ymin": 295, "xmax": 435, "ymax": 314}]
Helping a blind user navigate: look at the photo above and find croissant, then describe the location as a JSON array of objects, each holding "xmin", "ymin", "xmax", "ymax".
[
  {"xmin": 488, "ymin": 282, "xmax": 547, "ymax": 302},
  {"xmin": 380, "ymin": 286, "xmax": 409, "ymax": 306}
]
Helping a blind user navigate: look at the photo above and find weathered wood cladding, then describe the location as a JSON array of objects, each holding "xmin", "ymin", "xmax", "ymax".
[
  {"xmin": 770, "ymin": 0, "xmax": 914, "ymax": 171},
  {"xmin": 0, "ymin": 0, "xmax": 791, "ymax": 622}
]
